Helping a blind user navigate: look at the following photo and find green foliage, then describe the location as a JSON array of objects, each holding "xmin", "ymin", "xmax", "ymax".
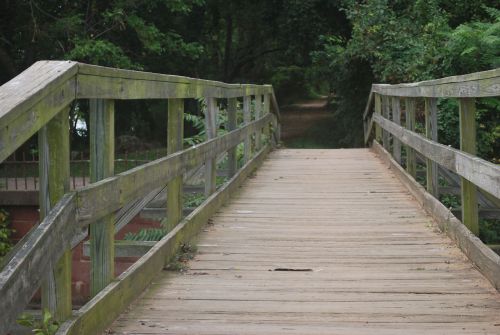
[
  {"xmin": 66, "ymin": 38, "xmax": 140, "ymax": 69},
  {"xmin": 439, "ymin": 194, "xmax": 461, "ymax": 209},
  {"xmin": 480, "ymin": 219, "xmax": 500, "ymax": 244},
  {"xmin": 184, "ymin": 193, "xmax": 206, "ymax": 208},
  {"xmin": 183, "ymin": 98, "xmax": 228, "ymax": 146},
  {"xmin": 437, "ymin": 98, "xmax": 500, "ymax": 161},
  {"xmin": 309, "ymin": 1, "xmax": 499, "ymax": 147},
  {"xmin": 444, "ymin": 8, "xmax": 500, "ymax": 74},
  {"xmin": 17, "ymin": 309, "xmax": 58, "ymax": 335},
  {"xmin": 165, "ymin": 243, "xmax": 197, "ymax": 272},
  {"xmin": 0, "ymin": 209, "xmax": 14, "ymax": 260},
  {"xmin": 1, "ymin": 0, "xmax": 499, "ymax": 150},
  {"xmin": 124, "ymin": 228, "xmax": 166, "ymax": 241}
]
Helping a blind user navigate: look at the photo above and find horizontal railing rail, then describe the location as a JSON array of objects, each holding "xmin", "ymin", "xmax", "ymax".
[
  {"xmin": 0, "ymin": 61, "xmax": 279, "ymax": 163},
  {"xmin": 0, "ymin": 61, "xmax": 280, "ymax": 334},
  {"xmin": 363, "ymin": 68, "xmax": 500, "ymax": 290}
]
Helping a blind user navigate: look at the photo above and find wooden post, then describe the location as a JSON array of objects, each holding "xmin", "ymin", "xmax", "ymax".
[
  {"xmin": 263, "ymin": 94, "xmax": 271, "ymax": 145},
  {"xmin": 166, "ymin": 99, "xmax": 184, "ymax": 231},
  {"xmin": 227, "ymin": 97, "xmax": 238, "ymax": 177},
  {"xmin": 425, "ymin": 98, "xmax": 439, "ymax": 197},
  {"xmin": 89, "ymin": 99, "xmax": 115, "ymax": 297},
  {"xmin": 391, "ymin": 97, "xmax": 401, "ymax": 164},
  {"xmin": 255, "ymin": 95, "xmax": 263, "ymax": 151},
  {"xmin": 243, "ymin": 95, "xmax": 251, "ymax": 162},
  {"xmin": 382, "ymin": 95, "xmax": 390, "ymax": 151},
  {"xmin": 39, "ymin": 108, "xmax": 71, "ymax": 322},
  {"xmin": 405, "ymin": 98, "xmax": 416, "ymax": 178},
  {"xmin": 205, "ymin": 97, "xmax": 217, "ymax": 196},
  {"xmin": 459, "ymin": 98, "xmax": 479, "ymax": 235},
  {"xmin": 374, "ymin": 94, "xmax": 382, "ymax": 142}
]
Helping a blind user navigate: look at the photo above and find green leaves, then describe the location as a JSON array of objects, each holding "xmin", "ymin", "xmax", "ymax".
[
  {"xmin": 65, "ymin": 38, "xmax": 140, "ymax": 69},
  {"xmin": 0, "ymin": 209, "xmax": 13, "ymax": 260},
  {"xmin": 16, "ymin": 309, "xmax": 59, "ymax": 335}
]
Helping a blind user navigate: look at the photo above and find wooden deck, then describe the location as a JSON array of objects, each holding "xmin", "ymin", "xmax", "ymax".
[{"xmin": 110, "ymin": 149, "xmax": 500, "ymax": 334}]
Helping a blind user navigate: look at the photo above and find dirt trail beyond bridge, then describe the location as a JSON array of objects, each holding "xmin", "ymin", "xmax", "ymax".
[{"xmin": 279, "ymin": 98, "xmax": 332, "ymax": 142}]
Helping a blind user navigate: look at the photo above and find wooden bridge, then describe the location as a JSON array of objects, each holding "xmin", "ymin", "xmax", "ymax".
[{"xmin": 0, "ymin": 62, "xmax": 499, "ymax": 334}]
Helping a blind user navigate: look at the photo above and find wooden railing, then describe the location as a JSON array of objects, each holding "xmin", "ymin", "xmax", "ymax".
[
  {"xmin": 363, "ymin": 68, "xmax": 500, "ymax": 289},
  {"xmin": 0, "ymin": 61, "xmax": 280, "ymax": 334}
]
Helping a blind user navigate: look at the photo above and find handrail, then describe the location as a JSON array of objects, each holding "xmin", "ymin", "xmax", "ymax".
[
  {"xmin": 372, "ymin": 68, "xmax": 500, "ymax": 97},
  {"xmin": 362, "ymin": 68, "xmax": 500, "ymax": 291},
  {"xmin": 0, "ymin": 61, "xmax": 279, "ymax": 163},
  {"xmin": 363, "ymin": 68, "xmax": 500, "ymax": 145},
  {"xmin": 0, "ymin": 61, "xmax": 280, "ymax": 334}
]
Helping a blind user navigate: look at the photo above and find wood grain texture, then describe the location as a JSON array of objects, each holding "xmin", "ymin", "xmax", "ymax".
[
  {"xmin": 372, "ymin": 141, "xmax": 500, "ymax": 291},
  {"xmin": 76, "ymin": 113, "xmax": 272, "ymax": 226},
  {"xmin": 76, "ymin": 63, "xmax": 273, "ymax": 99},
  {"xmin": 109, "ymin": 148, "xmax": 500, "ymax": 335},
  {"xmin": 372, "ymin": 113, "xmax": 500, "ymax": 199},
  {"xmin": 0, "ymin": 61, "xmax": 77, "ymax": 162},
  {"xmin": 374, "ymin": 94, "xmax": 382, "ymax": 142},
  {"xmin": 255, "ymin": 95, "xmax": 263, "ymax": 151},
  {"xmin": 167, "ymin": 99, "xmax": 184, "ymax": 231},
  {"xmin": 391, "ymin": 97, "xmax": 401, "ymax": 164},
  {"xmin": 381, "ymin": 95, "xmax": 390, "ymax": 151},
  {"xmin": 372, "ymin": 68, "xmax": 500, "ymax": 97},
  {"xmin": 424, "ymin": 98, "xmax": 438, "ymax": 197},
  {"xmin": 263, "ymin": 94, "xmax": 271, "ymax": 145},
  {"xmin": 89, "ymin": 99, "xmax": 115, "ymax": 297},
  {"xmin": 405, "ymin": 98, "xmax": 417, "ymax": 178},
  {"xmin": 0, "ymin": 193, "xmax": 78, "ymax": 335},
  {"xmin": 243, "ymin": 95, "xmax": 252, "ymax": 163},
  {"xmin": 38, "ymin": 108, "xmax": 72, "ymax": 322},
  {"xmin": 57, "ymin": 146, "xmax": 271, "ymax": 335},
  {"xmin": 459, "ymin": 98, "xmax": 479, "ymax": 236},
  {"xmin": 227, "ymin": 97, "xmax": 238, "ymax": 177},
  {"xmin": 204, "ymin": 97, "xmax": 217, "ymax": 197},
  {"xmin": 0, "ymin": 61, "xmax": 279, "ymax": 165}
]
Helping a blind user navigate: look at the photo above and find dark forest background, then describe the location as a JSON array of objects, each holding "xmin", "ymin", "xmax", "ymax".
[{"xmin": 0, "ymin": 0, "xmax": 498, "ymax": 151}]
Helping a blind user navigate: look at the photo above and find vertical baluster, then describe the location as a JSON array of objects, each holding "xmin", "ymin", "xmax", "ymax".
[
  {"xmin": 425, "ymin": 98, "xmax": 439, "ymax": 197},
  {"xmin": 263, "ymin": 93, "xmax": 271, "ymax": 145},
  {"xmin": 38, "ymin": 108, "xmax": 71, "ymax": 322},
  {"xmin": 81, "ymin": 152, "xmax": 85, "ymax": 186},
  {"xmin": 392, "ymin": 97, "xmax": 401, "ymax": 164},
  {"xmin": 255, "ymin": 95, "xmax": 263, "ymax": 151},
  {"xmin": 205, "ymin": 97, "xmax": 217, "ymax": 196},
  {"xmin": 89, "ymin": 99, "xmax": 115, "ymax": 296},
  {"xmin": 459, "ymin": 98, "xmax": 479, "ymax": 235},
  {"xmin": 22, "ymin": 152, "xmax": 27, "ymax": 189},
  {"xmin": 33, "ymin": 152, "xmax": 36, "ymax": 190},
  {"xmin": 382, "ymin": 95, "xmax": 390, "ymax": 151},
  {"xmin": 405, "ymin": 98, "xmax": 416, "ymax": 178},
  {"xmin": 227, "ymin": 97, "xmax": 238, "ymax": 177},
  {"xmin": 4, "ymin": 156, "xmax": 9, "ymax": 190},
  {"xmin": 72, "ymin": 158, "xmax": 76, "ymax": 190},
  {"xmin": 166, "ymin": 99, "xmax": 184, "ymax": 231},
  {"xmin": 14, "ymin": 155, "xmax": 18, "ymax": 190},
  {"xmin": 374, "ymin": 94, "xmax": 382, "ymax": 142},
  {"xmin": 243, "ymin": 95, "xmax": 251, "ymax": 162}
]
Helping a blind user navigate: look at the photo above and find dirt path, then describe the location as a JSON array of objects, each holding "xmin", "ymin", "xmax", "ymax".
[{"xmin": 279, "ymin": 97, "xmax": 332, "ymax": 142}]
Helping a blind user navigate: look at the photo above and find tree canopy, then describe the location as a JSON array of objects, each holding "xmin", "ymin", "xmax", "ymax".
[{"xmin": 0, "ymin": 0, "xmax": 498, "ymax": 148}]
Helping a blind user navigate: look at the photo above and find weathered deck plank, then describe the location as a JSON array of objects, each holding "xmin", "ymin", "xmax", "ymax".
[{"xmin": 110, "ymin": 149, "xmax": 500, "ymax": 334}]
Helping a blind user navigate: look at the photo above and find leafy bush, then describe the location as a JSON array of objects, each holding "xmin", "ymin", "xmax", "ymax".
[
  {"xmin": 17, "ymin": 309, "xmax": 58, "ymax": 335},
  {"xmin": 0, "ymin": 209, "xmax": 14, "ymax": 260},
  {"xmin": 480, "ymin": 219, "xmax": 500, "ymax": 244},
  {"xmin": 438, "ymin": 98, "xmax": 500, "ymax": 161},
  {"xmin": 124, "ymin": 228, "xmax": 166, "ymax": 241}
]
